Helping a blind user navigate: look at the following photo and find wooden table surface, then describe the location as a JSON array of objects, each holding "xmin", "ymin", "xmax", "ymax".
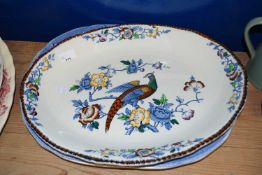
[{"xmin": 0, "ymin": 41, "xmax": 261, "ymax": 175}]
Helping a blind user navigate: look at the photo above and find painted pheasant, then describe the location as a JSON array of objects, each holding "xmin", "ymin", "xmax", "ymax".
[{"xmin": 105, "ymin": 72, "xmax": 157, "ymax": 132}]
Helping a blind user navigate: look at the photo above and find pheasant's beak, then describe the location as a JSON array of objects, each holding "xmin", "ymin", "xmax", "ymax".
[{"xmin": 143, "ymin": 73, "xmax": 149, "ymax": 78}]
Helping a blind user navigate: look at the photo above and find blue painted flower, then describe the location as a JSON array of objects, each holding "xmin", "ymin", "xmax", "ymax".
[
  {"xmin": 79, "ymin": 73, "xmax": 92, "ymax": 90},
  {"xmin": 127, "ymin": 60, "xmax": 138, "ymax": 74},
  {"xmin": 149, "ymin": 103, "xmax": 173, "ymax": 123},
  {"xmin": 122, "ymin": 152, "xmax": 137, "ymax": 159},
  {"xmin": 132, "ymin": 26, "xmax": 143, "ymax": 32},
  {"xmin": 32, "ymin": 69, "xmax": 40, "ymax": 77},
  {"xmin": 152, "ymin": 61, "xmax": 163, "ymax": 70},
  {"xmin": 112, "ymin": 28, "xmax": 121, "ymax": 34}
]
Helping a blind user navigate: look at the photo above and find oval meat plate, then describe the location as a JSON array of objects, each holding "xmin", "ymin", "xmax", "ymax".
[{"xmin": 20, "ymin": 24, "xmax": 247, "ymax": 167}]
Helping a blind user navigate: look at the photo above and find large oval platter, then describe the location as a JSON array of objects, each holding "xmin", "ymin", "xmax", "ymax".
[{"xmin": 20, "ymin": 24, "xmax": 247, "ymax": 167}]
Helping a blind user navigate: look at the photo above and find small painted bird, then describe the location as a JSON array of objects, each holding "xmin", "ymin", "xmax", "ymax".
[{"xmin": 105, "ymin": 72, "xmax": 158, "ymax": 132}]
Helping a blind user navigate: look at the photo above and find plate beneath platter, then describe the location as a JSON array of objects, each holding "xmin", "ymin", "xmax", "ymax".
[{"xmin": 20, "ymin": 24, "xmax": 246, "ymax": 166}]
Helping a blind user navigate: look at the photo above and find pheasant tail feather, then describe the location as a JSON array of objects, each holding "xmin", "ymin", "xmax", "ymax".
[{"xmin": 105, "ymin": 98, "xmax": 124, "ymax": 132}]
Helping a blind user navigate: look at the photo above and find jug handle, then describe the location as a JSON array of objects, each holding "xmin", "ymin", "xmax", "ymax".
[{"xmin": 244, "ymin": 17, "xmax": 262, "ymax": 58}]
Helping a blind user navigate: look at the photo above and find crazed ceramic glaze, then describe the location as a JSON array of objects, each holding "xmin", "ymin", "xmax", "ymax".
[{"xmin": 20, "ymin": 24, "xmax": 247, "ymax": 166}]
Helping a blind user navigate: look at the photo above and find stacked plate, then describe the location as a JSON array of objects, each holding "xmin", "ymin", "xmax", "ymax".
[
  {"xmin": 0, "ymin": 38, "xmax": 15, "ymax": 133},
  {"xmin": 20, "ymin": 24, "xmax": 247, "ymax": 169}
]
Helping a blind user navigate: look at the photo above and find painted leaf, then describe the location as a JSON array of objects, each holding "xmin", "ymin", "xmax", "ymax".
[
  {"xmin": 35, "ymin": 122, "xmax": 43, "ymax": 126},
  {"xmin": 133, "ymin": 33, "xmax": 139, "ymax": 39},
  {"xmin": 77, "ymin": 88, "xmax": 83, "ymax": 93},
  {"xmin": 160, "ymin": 94, "xmax": 168, "ymax": 104},
  {"xmin": 138, "ymin": 126, "xmax": 145, "ymax": 133},
  {"xmin": 153, "ymin": 99, "xmax": 161, "ymax": 105},
  {"xmin": 231, "ymin": 82, "xmax": 237, "ymax": 88},
  {"xmin": 103, "ymin": 29, "xmax": 109, "ymax": 34},
  {"xmin": 120, "ymin": 60, "xmax": 131, "ymax": 65},
  {"xmin": 194, "ymin": 138, "xmax": 203, "ymax": 142},
  {"xmin": 83, "ymin": 35, "xmax": 91, "ymax": 40},
  {"xmin": 164, "ymin": 122, "xmax": 172, "ymax": 130},
  {"xmin": 117, "ymin": 114, "xmax": 129, "ymax": 120},
  {"xmin": 128, "ymin": 149, "xmax": 135, "ymax": 152},
  {"xmin": 154, "ymin": 151, "xmax": 164, "ymax": 156},
  {"xmin": 73, "ymin": 113, "xmax": 80, "ymax": 119},
  {"xmin": 99, "ymin": 66, "xmax": 107, "ymax": 70},
  {"xmin": 72, "ymin": 100, "xmax": 82, "ymax": 107},
  {"xmin": 171, "ymin": 119, "xmax": 179, "ymax": 125},
  {"xmin": 125, "ymin": 108, "xmax": 131, "ymax": 114},
  {"xmin": 83, "ymin": 99, "xmax": 88, "ymax": 107},
  {"xmin": 29, "ymin": 92, "xmax": 37, "ymax": 100},
  {"xmin": 137, "ymin": 59, "xmax": 143, "ymax": 65},
  {"xmin": 176, "ymin": 96, "xmax": 184, "ymax": 103},
  {"xmin": 91, "ymin": 121, "xmax": 99, "ymax": 129},
  {"xmin": 229, "ymin": 63, "xmax": 235, "ymax": 71},
  {"xmin": 223, "ymin": 52, "xmax": 229, "ymax": 57},
  {"xmin": 30, "ymin": 117, "xmax": 39, "ymax": 121},
  {"xmin": 112, "ymin": 28, "xmax": 120, "ymax": 33},
  {"xmin": 146, "ymin": 124, "xmax": 159, "ymax": 132},
  {"xmin": 34, "ymin": 77, "xmax": 40, "ymax": 85},
  {"xmin": 170, "ymin": 148, "xmax": 176, "ymax": 153},
  {"xmin": 70, "ymin": 85, "xmax": 80, "ymax": 91},
  {"xmin": 123, "ymin": 153, "xmax": 137, "ymax": 159}
]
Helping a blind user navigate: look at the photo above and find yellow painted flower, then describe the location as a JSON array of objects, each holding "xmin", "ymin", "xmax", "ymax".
[
  {"xmin": 90, "ymin": 72, "xmax": 109, "ymax": 87},
  {"xmin": 147, "ymin": 27, "xmax": 159, "ymax": 38},
  {"xmin": 41, "ymin": 57, "xmax": 50, "ymax": 72},
  {"xmin": 129, "ymin": 108, "xmax": 150, "ymax": 128}
]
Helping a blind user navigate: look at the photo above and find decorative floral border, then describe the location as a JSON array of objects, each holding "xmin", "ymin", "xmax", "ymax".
[
  {"xmin": 85, "ymin": 138, "xmax": 203, "ymax": 159},
  {"xmin": 207, "ymin": 42, "xmax": 244, "ymax": 112},
  {"xmin": 23, "ymin": 53, "xmax": 55, "ymax": 126},
  {"xmin": 82, "ymin": 25, "xmax": 171, "ymax": 43}
]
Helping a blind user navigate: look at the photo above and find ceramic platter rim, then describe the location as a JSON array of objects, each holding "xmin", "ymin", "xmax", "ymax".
[{"xmin": 20, "ymin": 24, "xmax": 247, "ymax": 166}]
